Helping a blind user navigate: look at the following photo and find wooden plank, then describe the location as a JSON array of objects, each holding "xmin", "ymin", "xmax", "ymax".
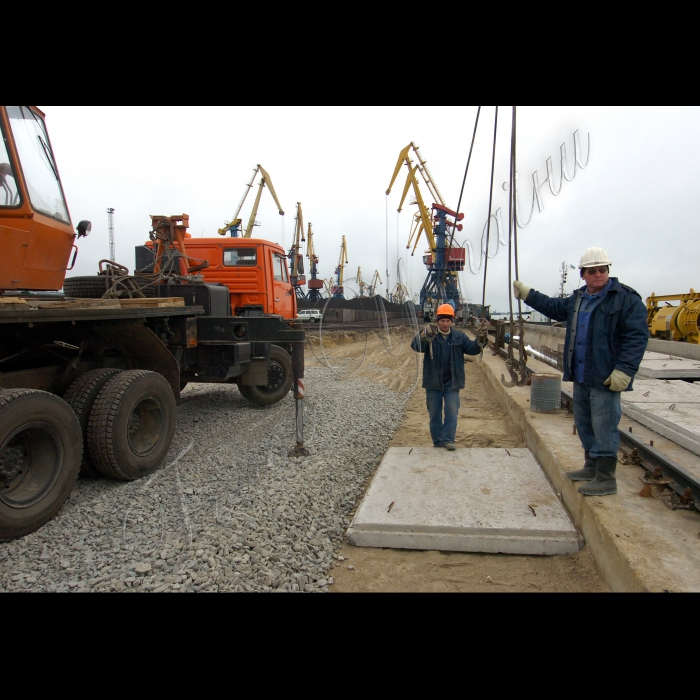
[
  {"xmin": 37, "ymin": 299, "xmax": 121, "ymax": 310},
  {"xmin": 0, "ymin": 297, "xmax": 27, "ymax": 305},
  {"xmin": 118, "ymin": 297, "xmax": 185, "ymax": 308}
]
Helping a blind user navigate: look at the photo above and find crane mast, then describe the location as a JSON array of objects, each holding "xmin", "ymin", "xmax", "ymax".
[
  {"xmin": 305, "ymin": 222, "xmax": 323, "ymax": 302},
  {"xmin": 332, "ymin": 236, "xmax": 348, "ymax": 299},
  {"xmin": 288, "ymin": 203, "xmax": 306, "ymax": 299}
]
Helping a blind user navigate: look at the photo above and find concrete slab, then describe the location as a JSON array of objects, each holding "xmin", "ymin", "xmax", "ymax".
[
  {"xmin": 636, "ymin": 352, "xmax": 700, "ymax": 379},
  {"xmin": 620, "ymin": 379, "xmax": 700, "ymax": 457},
  {"xmin": 347, "ymin": 447, "xmax": 582, "ymax": 555}
]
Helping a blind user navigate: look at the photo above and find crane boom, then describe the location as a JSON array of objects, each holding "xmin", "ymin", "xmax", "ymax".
[{"xmin": 219, "ymin": 164, "xmax": 285, "ymax": 237}]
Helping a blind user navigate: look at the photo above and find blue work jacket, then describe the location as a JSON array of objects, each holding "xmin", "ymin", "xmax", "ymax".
[
  {"xmin": 411, "ymin": 328, "xmax": 482, "ymax": 390},
  {"xmin": 525, "ymin": 277, "xmax": 648, "ymax": 390}
]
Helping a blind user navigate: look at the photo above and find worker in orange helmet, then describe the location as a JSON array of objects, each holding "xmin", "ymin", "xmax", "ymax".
[{"xmin": 411, "ymin": 303, "xmax": 487, "ymax": 450}]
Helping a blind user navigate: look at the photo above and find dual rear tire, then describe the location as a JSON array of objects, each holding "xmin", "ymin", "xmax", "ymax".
[{"xmin": 0, "ymin": 370, "xmax": 176, "ymax": 540}]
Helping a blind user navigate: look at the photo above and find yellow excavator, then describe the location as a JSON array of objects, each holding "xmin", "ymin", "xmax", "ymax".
[
  {"xmin": 218, "ymin": 164, "xmax": 284, "ymax": 237},
  {"xmin": 646, "ymin": 289, "xmax": 700, "ymax": 343}
]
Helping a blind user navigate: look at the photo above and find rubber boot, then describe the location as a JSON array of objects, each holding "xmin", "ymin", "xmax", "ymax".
[
  {"xmin": 565, "ymin": 450, "xmax": 596, "ymax": 481},
  {"xmin": 577, "ymin": 457, "xmax": 618, "ymax": 496}
]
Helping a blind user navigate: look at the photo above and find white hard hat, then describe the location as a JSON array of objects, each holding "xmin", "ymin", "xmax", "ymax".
[{"xmin": 578, "ymin": 247, "xmax": 612, "ymax": 269}]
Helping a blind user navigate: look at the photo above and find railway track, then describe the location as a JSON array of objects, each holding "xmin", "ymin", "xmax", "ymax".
[{"xmin": 484, "ymin": 337, "xmax": 699, "ymax": 513}]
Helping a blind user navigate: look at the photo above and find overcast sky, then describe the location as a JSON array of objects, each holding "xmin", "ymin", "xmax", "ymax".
[{"xmin": 40, "ymin": 106, "xmax": 700, "ymax": 313}]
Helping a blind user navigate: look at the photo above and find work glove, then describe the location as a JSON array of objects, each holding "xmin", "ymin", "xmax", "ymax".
[
  {"xmin": 604, "ymin": 369, "xmax": 631, "ymax": 392},
  {"xmin": 512, "ymin": 281, "xmax": 532, "ymax": 301},
  {"xmin": 476, "ymin": 327, "xmax": 489, "ymax": 347},
  {"xmin": 421, "ymin": 323, "xmax": 438, "ymax": 340}
]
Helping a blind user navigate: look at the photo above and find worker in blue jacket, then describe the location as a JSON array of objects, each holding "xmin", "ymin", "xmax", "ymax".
[
  {"xmin": 513, "ymin": 247, "xmax": 649, "ymax": 496},
  {"xmin": 411, "ymin": 303, "xmax": 485, "ymax": 450}
]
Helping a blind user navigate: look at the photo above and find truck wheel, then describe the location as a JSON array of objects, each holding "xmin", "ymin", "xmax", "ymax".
[
  {"xmin": 63, "ymin": 275, "xmax": 156, "ymax": 299},
  {"xmin": 0, "ymin": 389, "xmax": 82, "ymax": 540},
  {"xmin": 87, "ymin": 370, "xmax": 176, "ymax": 481},
  {"xmin": 63, "ymin": 368, "xmax": 121, "ymax": 478},
  {"xmin": 239, "ymin": 345, "xmax": 293, "ymax": 407}
]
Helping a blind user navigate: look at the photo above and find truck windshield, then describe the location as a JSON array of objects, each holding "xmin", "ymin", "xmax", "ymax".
[
  {"xmin": 7, "ymin": 106, "xmax": 70, "ymax": 223},
  {"xmin": 0, "ymin": 124, "xmax": 20, "ymax": 207}
]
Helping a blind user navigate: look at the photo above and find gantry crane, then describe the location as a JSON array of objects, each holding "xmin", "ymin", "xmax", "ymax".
[
  {"xmin": 368, "ymin": 270, "xmax": 382, "ymax": 297},
  {"xmin": 288, "ymin": 202, "xmax": 306, "ymax": 298},
  {"xmin": 386, "ymin": 142, "xmax": 465, "ymax": 321},
  {"xmin": 218, "ymin": 164, "xmax": 284, "ymax": 237},
  {"xmin": 305, "ymin": 222, "xmax": 323, "ymax": 302},
  {"xmin": 332, "ymin": 236, "xmax": 348, "ymax": 299}
]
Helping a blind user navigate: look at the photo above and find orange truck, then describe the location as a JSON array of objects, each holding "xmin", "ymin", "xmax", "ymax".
[
  {"xmin": 0, "ymin": 106, "xmax": 307, "ymax": 540},
  {"xmin": 136, "ymin": 233, "xmax": 297, "ymax": 320}
]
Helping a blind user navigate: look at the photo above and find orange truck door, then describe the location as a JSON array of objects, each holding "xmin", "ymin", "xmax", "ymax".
[{"xmin": 270, "ymin": 248, "xmax": 296, "ymax": 318}]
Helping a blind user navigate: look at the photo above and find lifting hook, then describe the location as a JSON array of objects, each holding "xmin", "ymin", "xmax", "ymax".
[{"xmin": 500, "ymin": 360, "xmax": 518, "ymax": 388}]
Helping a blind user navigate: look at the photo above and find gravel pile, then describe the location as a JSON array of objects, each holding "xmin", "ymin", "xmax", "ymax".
[{"xmin": 0, "ymin": 366, "xmax": 410, "ymax": 592}]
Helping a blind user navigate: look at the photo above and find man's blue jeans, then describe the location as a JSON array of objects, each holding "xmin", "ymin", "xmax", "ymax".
[
  {"xmin": 426, "ymin": 388, "xmax": 460, "ymax": 446},
  {"xmin": 573, "ymin": 382, "xmax": 621, "ymax": 458}
]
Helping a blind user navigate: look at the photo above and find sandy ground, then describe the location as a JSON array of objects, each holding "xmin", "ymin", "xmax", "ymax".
[{"xmin": 306, "ymin": 326, "xmax": 608, "ymax": 593}]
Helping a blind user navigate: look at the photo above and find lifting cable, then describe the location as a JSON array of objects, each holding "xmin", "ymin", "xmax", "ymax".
[
  {"xmin": 448, "ymin": 107, "xmax": 481, "ymax": 251},
  {"xmin": 502, "ymin": 105, "xmax": 527, "ymax": 387},
  {"xmin": 480, "ymin": 107, "xmax": 499, "ymax": 320}
]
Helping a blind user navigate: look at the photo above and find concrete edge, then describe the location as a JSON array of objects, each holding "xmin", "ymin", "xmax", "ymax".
[
  {"xmin": 478, "ymin": 351, "xmax": 649, "ymax": 592},
  {"xmin": 621, "ymin": 404, "xmax": 700, "ymax": 457},
  {"xmin": 346, "ymin": 529, "xmax": 582, "ymax": 555}
]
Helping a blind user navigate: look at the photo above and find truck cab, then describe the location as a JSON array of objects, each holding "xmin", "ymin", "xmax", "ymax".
[
  {"xmin": 1, "ymin": 106, "xmax": 78, "ymax": 293},
  {"xmin": 138, "ymin": 237, "xmax": 297, "ymax": 319}
]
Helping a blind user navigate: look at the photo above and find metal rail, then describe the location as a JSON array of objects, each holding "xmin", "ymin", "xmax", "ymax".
[{"xmin": 561, "ymin": 388, "xmax": 699, "ymax": 512}]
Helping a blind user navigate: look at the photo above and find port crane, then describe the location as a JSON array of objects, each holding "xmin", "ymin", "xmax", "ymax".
[
  {"xmin": 356, "ymin": 267, "xmax": 367, "ymax": 296},
  {"xmin": 332, "ymin": 236, "xmax": 348, "ymax": 298},
  {"xmin": 218, "ymin": 164, "xmax": 284, "ymax": 237},
  {"xmin": 368, "ymin": 270, "xmax": 382, "ymax": 297},
  {"xmin": 386, "ymin": 143, "xmax": 465, "ymax": 321},
  {"xmin": 288, "ymin": 202, "xmax": 306, "ymax": 298},
  {"xmin": 305, "ymin": 222, "xmax": 323, "ymax": 302}
]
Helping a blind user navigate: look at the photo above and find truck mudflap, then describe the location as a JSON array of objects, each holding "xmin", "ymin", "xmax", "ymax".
[{"xmin": 92, "ymin": 320, "xmax": 181, "ymax": 402}]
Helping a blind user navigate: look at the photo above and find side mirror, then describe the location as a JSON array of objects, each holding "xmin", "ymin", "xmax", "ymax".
[{"xmin": 76, "ymin": 220, "xmax": 92, "ymax": 238}]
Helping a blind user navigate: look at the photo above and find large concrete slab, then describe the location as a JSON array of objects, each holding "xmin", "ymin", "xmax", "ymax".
[
  {"xmin": 622, "ymin": 379, "xmax": 700, "ymax": 456},
  {"xmin": 346, "ymin": 447, "xmax": 582, "ymax": 555},
  {"xmin": 636, "ymin": 352, "xmax": 700, "ymax": 379}
]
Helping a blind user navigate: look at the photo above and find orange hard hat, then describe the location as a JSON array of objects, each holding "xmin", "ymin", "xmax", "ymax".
[{"xmin": 436, "ymin": 303, "xmax": 455, "ymax": 318}]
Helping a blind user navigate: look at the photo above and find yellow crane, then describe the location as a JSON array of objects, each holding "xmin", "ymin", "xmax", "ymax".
[
  {"xmin": 368, "ymin": 270, "xmax": 382, "ymax": 297},
  {"xmin": 218, "ymin": 164, "xmax": 285, "ymax": 237},
  {"xmin": 356, "ymin": 267, "xmax": 366, "ymax": 296},
  {"xmin": 386, "ymin": 142, "xmax": 445, "ymax": 261},
  {"xmin": 391, "ymin": 283, "xmax": 410, "ymax": 305},
  {"xmin": 288, "ymin": 202, "xmax": 306, "ymax": 297},
  {"xmin": 386, "ymin": 142, "xmax": 464, "ymax": 319},
  {"xmin": 332, "ymin": 235, "xmax": 349, "ymax": 298},
  {"xmin": 305, "ymin": 222, "xmax": 323, "ymax": 301}
]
